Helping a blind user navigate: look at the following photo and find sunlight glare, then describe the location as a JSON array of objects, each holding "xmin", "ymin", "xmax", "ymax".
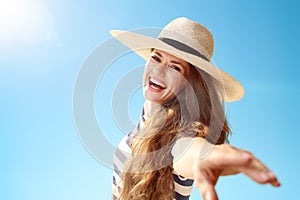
[{"xmin": 0, "ymin": 0, "xmax": 57, "ymax": 46}]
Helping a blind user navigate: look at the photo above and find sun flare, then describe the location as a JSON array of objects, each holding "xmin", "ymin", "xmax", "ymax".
[{"xmin": 0, "ymin": 0, "xmax": 57, "ymax": 45}]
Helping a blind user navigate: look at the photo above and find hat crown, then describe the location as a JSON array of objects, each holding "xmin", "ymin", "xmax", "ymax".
[{"xmin": 158, "ymin": 17, "xmax": 214, "ymax": 61}]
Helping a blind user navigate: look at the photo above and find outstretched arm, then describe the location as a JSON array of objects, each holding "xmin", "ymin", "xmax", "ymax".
[{"xmin": 172, "ymin": 137, "xmax": 281, "ymax": 200}]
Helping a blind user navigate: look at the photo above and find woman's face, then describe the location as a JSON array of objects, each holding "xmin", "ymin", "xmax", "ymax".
[{"xmin": 143, "ymin": 49, "xmax": 190, "ymax": 104}]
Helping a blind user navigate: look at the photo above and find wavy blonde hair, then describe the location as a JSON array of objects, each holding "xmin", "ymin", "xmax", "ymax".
[{"xmin": 118, "ymin": 65, "xmax": 231, "ymax": 200}]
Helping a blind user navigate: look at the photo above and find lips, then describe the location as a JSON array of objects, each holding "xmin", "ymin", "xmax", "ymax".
[{"xmin": 148, "ymin": 76, "xmax": 167, "ymax": 92}]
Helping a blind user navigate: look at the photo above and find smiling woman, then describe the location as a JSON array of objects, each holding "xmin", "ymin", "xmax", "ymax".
[
  {"xmin": 110, "ymin": 17, "xmax": 280, "ymax": 200},
  {"xmin": 0, "ymin": 0, "xmax": 57, "ymax": 46}
]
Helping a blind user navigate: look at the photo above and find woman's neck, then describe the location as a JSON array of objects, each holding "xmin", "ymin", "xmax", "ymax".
[{"xmin": 143, "ymin": 100, "xmax": 164, "ymax": 120}]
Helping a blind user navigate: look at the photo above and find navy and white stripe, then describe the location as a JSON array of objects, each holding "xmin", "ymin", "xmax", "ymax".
[{"xmin": 112, "ymin": 103, "xmax": 194, "ymax": 199}]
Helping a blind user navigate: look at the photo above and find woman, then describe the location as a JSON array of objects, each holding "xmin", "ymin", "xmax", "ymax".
[{"xmin": 111, "ymin": 17, "xmax": 280, "ymax": 200}]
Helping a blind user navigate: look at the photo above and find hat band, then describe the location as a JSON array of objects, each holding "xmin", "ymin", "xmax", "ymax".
[{"xmin": 158, "ymin": 37, "xmax": 210, "ymax": 62}]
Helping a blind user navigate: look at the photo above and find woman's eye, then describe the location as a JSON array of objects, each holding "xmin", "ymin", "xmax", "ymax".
[
  {"xmin": 170, "ymin": 65, "xmax": 182, "ymax": 72},
  {"xmin": 151, "ymin": 55, "xmax": 161, "ymax": 62}
]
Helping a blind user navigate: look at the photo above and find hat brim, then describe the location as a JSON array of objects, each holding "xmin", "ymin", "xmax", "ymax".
[{"xmin": 110, "ymin": 30, "xmax": 244, "ymax": 102}]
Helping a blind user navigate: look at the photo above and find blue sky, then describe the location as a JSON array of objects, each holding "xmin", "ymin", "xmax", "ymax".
[{"xmin": 0, "ymin": 0, "xmax": 299, "ymax": 199}]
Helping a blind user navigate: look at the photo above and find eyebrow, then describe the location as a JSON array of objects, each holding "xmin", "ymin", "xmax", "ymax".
[
  {"xmin": 154, "ymin": 51, "xmax": 162, "ymax": 57},
  {"xmin": 170, "ymin": 60, "xmax": 184, "ymax": 66},
  {"xmin": 153, "ymin": 51, "xmax": 184, "ymax": 66}
]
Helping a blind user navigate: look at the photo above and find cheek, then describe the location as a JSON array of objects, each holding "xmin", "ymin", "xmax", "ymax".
[
  {"xmin": 143, "ymin": 63, "xmax": 151, "ymax": 83},
  {"xmin": 173, "ymin": 82, "xmax": 185, "ymax": 93},
  {"xmin": 167, "ymin": 73, "xmax": 187, "ymax": 93},
  {"xmin": 142, "ymin": 69, "xmax": 147, "ymax": 84}
]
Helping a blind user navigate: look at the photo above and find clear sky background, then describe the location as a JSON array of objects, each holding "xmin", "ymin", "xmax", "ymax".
[{"xmin": 0, "ymin": 0, "xmax": 299, "ymax": 199}]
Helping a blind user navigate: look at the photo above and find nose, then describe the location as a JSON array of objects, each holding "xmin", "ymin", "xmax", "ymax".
[{"xmin": 152, "ymin": 63, "xmax": 167, "ymax": 77}]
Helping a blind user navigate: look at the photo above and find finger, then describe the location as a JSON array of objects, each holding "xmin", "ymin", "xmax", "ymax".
[
  {"xmin": 218, "ymin": 148, "xmax": 281, "ymax": 187},
  {"xmin": 269, "ymin": 172, "xmax": 281, "ymax": 187},
  {"xmin": 207, "ymin": 145, "xmax": 281, "ymax": 187},
  {"xmin": 243, "ymin": 168, "xmax": 281, "ymax": 187},
  {"xmin": 193, "ymin": 165, "xmax": 219, "ymax": 200},
  {"xmin": 194, "ymin": 178, "xmax": 218, "ymax": 200},
  {"xmin": 231, "ymin": 151, "xmax": 281, "ymax": 186}
]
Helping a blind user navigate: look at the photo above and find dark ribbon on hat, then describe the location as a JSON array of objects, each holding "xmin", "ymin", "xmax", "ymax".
[{"xmin": 158, "ymin": 37, "xmax": 210, "ymax": 62}]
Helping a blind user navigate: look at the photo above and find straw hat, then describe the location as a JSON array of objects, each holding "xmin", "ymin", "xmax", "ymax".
[{"xmin": 110, "ymin": 17, "xmax": 244, "ymax": 102}]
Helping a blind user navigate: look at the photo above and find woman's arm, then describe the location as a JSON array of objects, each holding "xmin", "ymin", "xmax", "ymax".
[{"xmin": 172, "ymin": 137, "xmax": 281, "ymax": 200}]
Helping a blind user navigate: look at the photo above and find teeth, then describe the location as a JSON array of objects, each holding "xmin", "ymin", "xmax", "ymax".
[{"xmin": 150, "ymin": 77, "xmax": 166, "ymax": 88}]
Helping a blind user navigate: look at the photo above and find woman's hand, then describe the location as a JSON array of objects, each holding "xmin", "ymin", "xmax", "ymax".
[{"xmin": 172, "ymin": 138, "xmax": 281, "ymax": 200}]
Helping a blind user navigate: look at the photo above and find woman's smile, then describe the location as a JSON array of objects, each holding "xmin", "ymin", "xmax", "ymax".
[
  {"xmin": 143, "ymin": 49, "xmax": 190, "ymax": 104},
  {"xmin": 148, "ymin": 76, "xmax": 167, "ymax": 92}
]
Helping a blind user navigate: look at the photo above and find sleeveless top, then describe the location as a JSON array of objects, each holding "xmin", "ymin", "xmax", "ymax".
[{"xmin": 112, "ymin": 105, "xmax": 194, "ymax": 199}]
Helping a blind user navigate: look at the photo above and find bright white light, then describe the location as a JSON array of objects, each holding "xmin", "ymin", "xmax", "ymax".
[{"xmin": 0, "ymin": 0, "xmax": 58, "ymax": 46}]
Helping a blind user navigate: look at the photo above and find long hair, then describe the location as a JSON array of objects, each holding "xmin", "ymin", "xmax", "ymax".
[{"xmin": 118, "ymin": 65, "xmax": 231, "ymax": 200}]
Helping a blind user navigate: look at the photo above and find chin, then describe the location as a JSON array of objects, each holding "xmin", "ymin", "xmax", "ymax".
[{"xmin": 144, "ymin": 91, "xmax": 162, "ymax": 104}]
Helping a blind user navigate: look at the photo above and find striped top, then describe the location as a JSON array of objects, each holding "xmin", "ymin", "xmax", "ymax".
[{"xmin": 112, "ymin": 105, "xmax": 194, "ymax": 199}]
